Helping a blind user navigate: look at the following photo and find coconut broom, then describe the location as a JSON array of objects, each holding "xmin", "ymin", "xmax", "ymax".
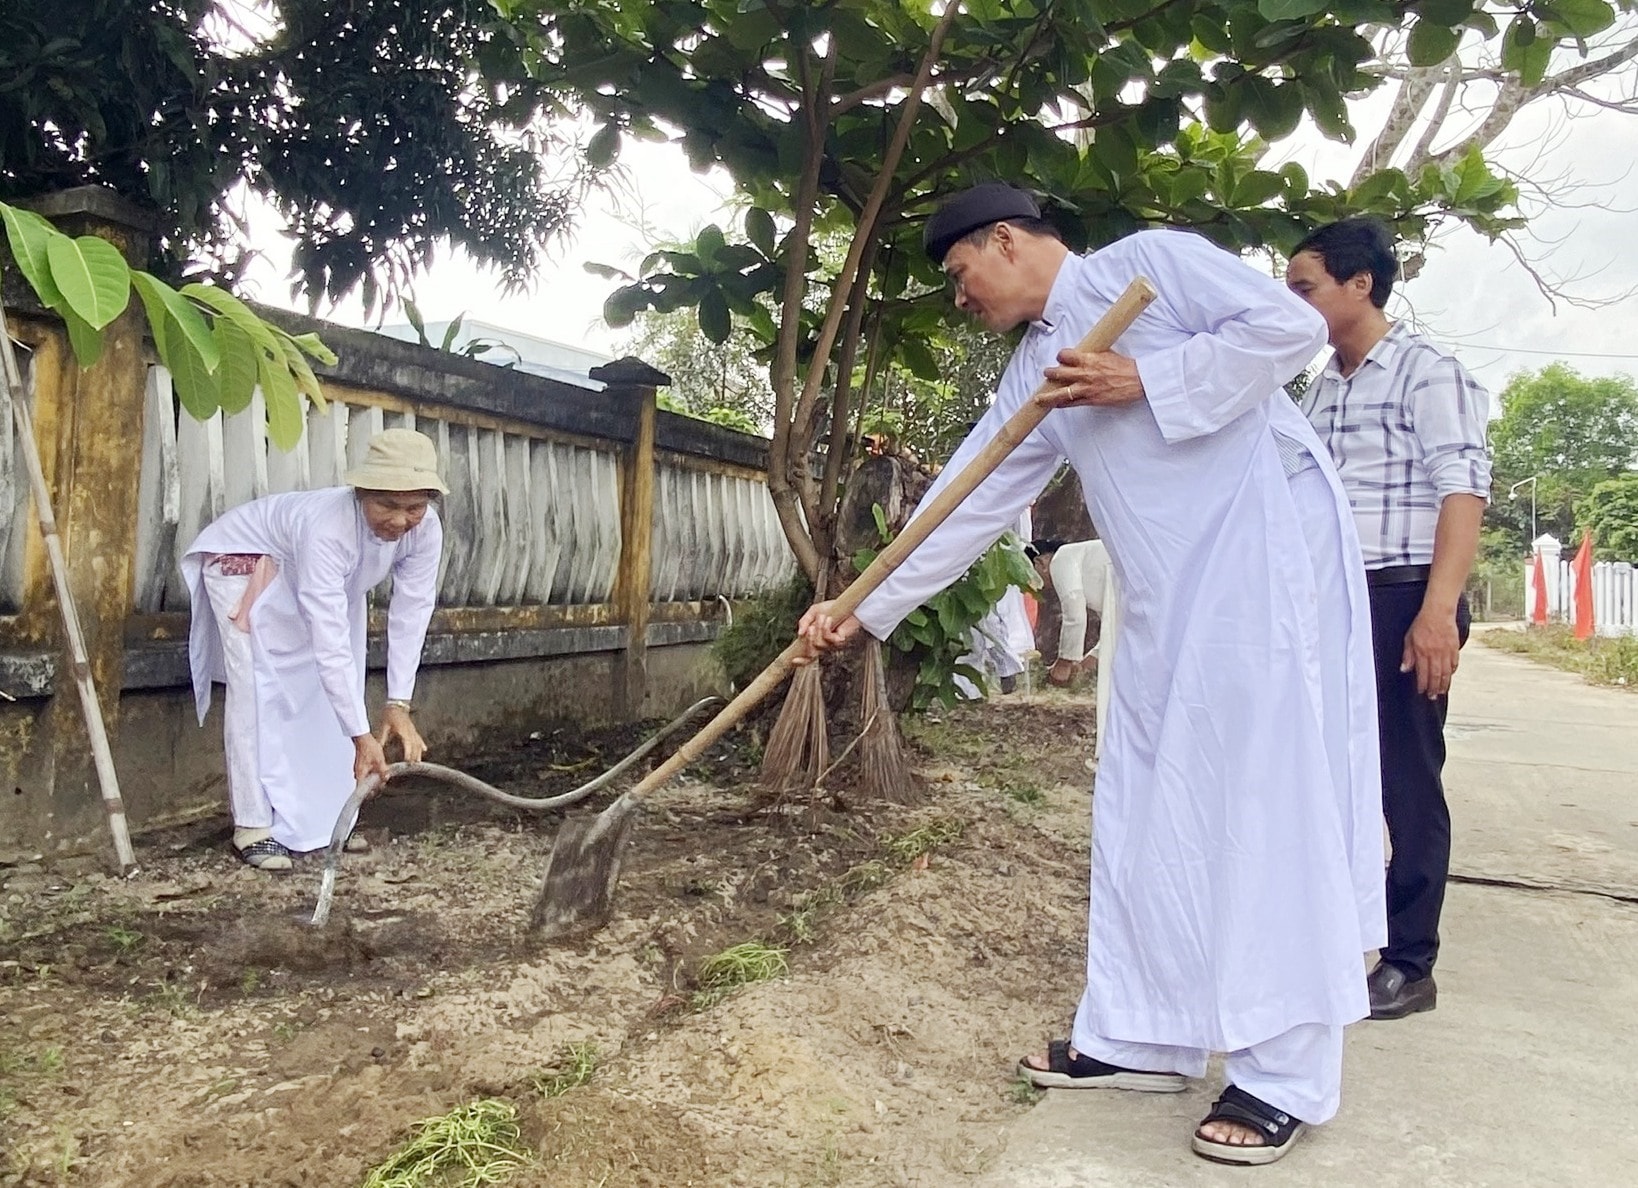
[
  {"xmin": 856, "ymin": 634, "xmax": 914, "ymax": 803},
  {"xmin": 759, "ymin": 660, "xmax": 828, "ymax": 797}
]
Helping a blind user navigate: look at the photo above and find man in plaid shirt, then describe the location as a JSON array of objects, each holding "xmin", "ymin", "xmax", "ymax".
[{"xmin": 1287, "ymin": 218, "xmax": 1492, "ymax": 1021}]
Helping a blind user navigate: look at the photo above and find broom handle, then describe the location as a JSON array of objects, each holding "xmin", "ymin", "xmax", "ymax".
[
  {"xmin": 0, "ymin": 303, "xmax": 138, "ymax": 872},
  {"xmin": 623, "ymin": 276, "xmax": 1157, "ymax": 801}
]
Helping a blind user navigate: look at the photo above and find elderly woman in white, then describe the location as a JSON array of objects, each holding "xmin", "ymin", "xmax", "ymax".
[{"xmin": 181, "ymin": 429, "xmax": 447, "ymax": 870}]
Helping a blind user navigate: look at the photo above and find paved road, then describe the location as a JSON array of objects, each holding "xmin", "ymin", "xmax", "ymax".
[{"xmin": 977, "ymin": 632, "xmax": 1638, "ymax": 1188}]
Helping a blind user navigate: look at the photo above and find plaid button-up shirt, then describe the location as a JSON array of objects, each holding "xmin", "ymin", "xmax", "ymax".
[{"xmin": 1302, "ymin": 321, "xmax": 1492, "ymax": 569}]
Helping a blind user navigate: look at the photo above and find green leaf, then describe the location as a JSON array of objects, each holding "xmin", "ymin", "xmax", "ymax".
[
  {"xmin": 181, "ymin": 284, "xmax": 283, "ymax": 360},
  {"xmin": 167, "ymin": 334, "xmax": 221, "ymax": 420},
  {"xmin": 1241, "ymin": 78, "xmax": 1303, "ymax": 140},
  {"xmin": 277, "ymin": 334, "xmax": 327, "ymax": 406},
  {"xmin": 586, "ymin": 123, "xmax": 621, "ymax": 168},
  {"xmin": 1232, "ymin": 170, "xmax": 1285, "ymax": 207},
  {"xmin": 61, "ymin": 307, "xmax": 104, "ymax": 368},
  {"xmin": 1406, "ymin": 19, "xmax": 1461, "ymax": 67},
  {"xmin": 1448, "ymin": 145, "xmax": 1505, "ymax": 205},
  {"xmin": 212, "ymin": 318, "xmax": 259, "ymax": 415},
  {"xmin": 871, "ymin": 502, "xmax": 890, "ymax": 543},
  {"xmin": 1256, "ymin": 0, "xmax": 1328, "ymax": 17},
  {"xmin": 1, "ymin": 203, "xmax": 66, "ymax": 308},
  {"xmin": 403, "ymin": 298, "xmax": 428, "ymax": 345},
  {"xmin": 1190, "ymin": 15, "xmax": 1233, "ymax": 53},
  {"xmin": 898, "ymin": 338, "xmax": 941, "ymax": 382},
  {"xmin": 1413, "ymin": 0, "xmax": 1475, "ymax": 23},
  {"xmin": 1542, "ymin": 0, "xmax": 1614, "ymax": 38},
  {"xmin": 288, "ymin": 331, "xmax": 337, "ymax": 367},
  {"xmin": 132, "ymin": 272, "xmax": 220, "ymax": 372},
  {"xmin": 258, "ymin": 351, "xmax": 303, "ymax": 450},
  {"xmin": 45, "ymin": 234, "xmax": 130, "ymax": 330},
  {"xmin": 1349, "ymin": 168, "xmax": 1406, "ymax": 208},
  {"xmin": 696, "ymin": 224, "xmax": 727, "ymax": 268},
  {"xmin": 745, "ymin": 208, "xmax": 776, "ymax": 256},
  {"xmin": 698, "ymin": 288, "xmax": 731, "ymax": 344},
  {"xmin": 440, "ymin": 312, "xmax": 465, "ymax": 352},
  {"xmin": 1502, "ymin": 17, "xmax": 1552, "ymax": 86}
]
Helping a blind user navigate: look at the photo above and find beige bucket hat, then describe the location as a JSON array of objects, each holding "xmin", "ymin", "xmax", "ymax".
[{"xmin": 344, "ymin": 428, "xmax": 450, "ymax": 494}]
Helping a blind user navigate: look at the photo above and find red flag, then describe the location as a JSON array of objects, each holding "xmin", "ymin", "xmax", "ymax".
[
  {"xmin": 1573, "ymin": 531, "xmax": 1596, "ymax": 640},
  {"xmin": 1531, "ymin": 550, "xmax": 1549, "ymax": 625}
]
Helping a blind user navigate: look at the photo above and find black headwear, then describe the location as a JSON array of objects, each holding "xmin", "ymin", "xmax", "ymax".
[{"xmin": 923, "ymin": 182, "xmax": 1042, "ymax": 265}]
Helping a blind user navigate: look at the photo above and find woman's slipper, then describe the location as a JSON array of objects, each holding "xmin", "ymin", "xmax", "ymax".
[
  {"xmin": 1192, "ymin": 1084, "xmax": 1308, "ymax": 1165},
  {"xmin": 1018, "ymin": 1040, "xmax": 1186, "ymax": 1092},
  {"xmin": 236, "ymin": 838, "xmax": 294, "ymax": 872}
]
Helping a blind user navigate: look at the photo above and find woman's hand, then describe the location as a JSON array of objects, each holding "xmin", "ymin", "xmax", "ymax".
[{"xmin": 378, "ymin": 703, "xmax": 427, "ymax": 764}]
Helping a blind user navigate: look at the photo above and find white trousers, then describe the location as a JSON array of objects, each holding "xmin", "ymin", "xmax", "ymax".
[
  {"xmin": 1048, "ymin": 541, "xmax": 1111, "ymax": 663},
  {"xmin": 201, "ymin": 567, "xmax": 270, "ymax": 830},
  {"xmin": 1071, "ymin": 1018, "xmax": 1344, "ymax": 1124}
]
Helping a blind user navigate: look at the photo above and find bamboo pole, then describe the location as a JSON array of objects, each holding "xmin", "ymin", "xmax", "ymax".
[{"xmin": 0, "ymin": 301, "xmax": 137, "ymax": 873}]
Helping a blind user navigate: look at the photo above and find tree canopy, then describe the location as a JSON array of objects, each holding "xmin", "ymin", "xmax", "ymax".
[
  {"xmin": 0, "ymin": 0, "xmax": 595, "ymax": 309},
  {"xmin": 494, "ymin": 0, "xmax": 1574, "ymax": 579},
  {"xmin": 1488, "ymin": 361, "xmax": 1638, "ymax": 551},
  {"xmin": 1578, "ymin": 473, "xmax": 1638, "ymax": 559}
]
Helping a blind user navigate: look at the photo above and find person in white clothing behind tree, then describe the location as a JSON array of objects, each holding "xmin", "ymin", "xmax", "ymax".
[
  {"xmin": 797, "ymin": 183, "xmax": 1384, "ymax": 1166},
  {"xmin": 181, "ymin": 428, "xmax": 447, "ymax": 872}
]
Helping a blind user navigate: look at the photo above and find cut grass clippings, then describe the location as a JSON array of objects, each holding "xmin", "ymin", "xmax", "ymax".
[
  {"xmin": 881, "ymin": 819, "xmax": 964, "ymax": 864},
  {"xmin": 533, "ymin": 1043, "xmax": 598, "ymax": 1099},
  {"xmin": 1482, "ymin": 624, "xmax": 1638, "ymax": 689},
  {"xmin": 361, "ymin": 1099, "xmax": 531, "ymax": 1188},
  {"xmin": 692, "ymin": 942, "xmax": 789, "ymax": 1010}
]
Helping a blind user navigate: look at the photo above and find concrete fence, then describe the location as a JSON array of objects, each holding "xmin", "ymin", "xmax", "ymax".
[
  {"xmin": 1526, "ymin": 536, "xmax": 1636, "ymax": 637},
  {"xmin": 0, "ymin": 188, "xmax": 793, "ymax": 859}
]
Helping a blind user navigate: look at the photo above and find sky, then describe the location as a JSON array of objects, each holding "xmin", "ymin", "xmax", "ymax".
[{"xmin": 237, "ymin": 52, "xmax": 1638, "ymax": 406}]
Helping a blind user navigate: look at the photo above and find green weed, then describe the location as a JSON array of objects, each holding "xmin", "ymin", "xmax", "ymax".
[
  {"xmin": 104, "ymin": 923, "xmax": 145, "ymax": 954},
  {"xmin": 691, "ymin": 942, "xmax": 789, "ymax": 1010},
  {"xmin": 1008, "ymin": 1074, "xmax": 1045, "ymax": 1106},
  {"xmin": 533, "ymin": 1042, "xmax": 598, "ymax": 1098}
]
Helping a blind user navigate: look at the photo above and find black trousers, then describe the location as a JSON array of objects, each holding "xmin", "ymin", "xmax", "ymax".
[{"xmin": 1368, "ymin": 581, "xmax": 1470, "ymax": 980}]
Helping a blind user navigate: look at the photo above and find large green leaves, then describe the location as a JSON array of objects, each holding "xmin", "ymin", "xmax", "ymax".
[
  {"xmin": 44, "ymin": 234, "xmax": 130, "ymax": 330},
  {"xmin": 1406, "ymin": 19, "xmax": 1462, "ymax": 67},
  {"xmin": 132, "ymin": 270, "xmax": 219, "ymax": 371},
  {"xmin": 2, "ymin": 199, "xmax": 333, "ymax": 445},
  {"xmin": 1543, "ymin": 0, "xmax": 1616, "ymax": 38},
  {"xmin": 1, "ymin": 204, "xmax": 64, "ymax": 308}
]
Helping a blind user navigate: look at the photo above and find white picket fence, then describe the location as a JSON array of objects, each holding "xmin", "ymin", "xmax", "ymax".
[{"xmin": 1525, "ymin": 537, "xmax": 1637, "ymax": 637}]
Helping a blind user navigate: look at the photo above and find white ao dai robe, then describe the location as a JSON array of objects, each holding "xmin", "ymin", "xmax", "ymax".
[
  {"xmin": 182, "ymin": 487, "xmax": 442, "ymax": 851},
  {"xmin": 855, "ymin": 230, "xmax": 1385, "ymax": 1053}
]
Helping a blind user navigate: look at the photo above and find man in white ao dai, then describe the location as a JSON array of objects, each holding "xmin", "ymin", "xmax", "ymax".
[{"xmin": 798, "ymin": 184, "xmax": 1384, "ymax": 1166}]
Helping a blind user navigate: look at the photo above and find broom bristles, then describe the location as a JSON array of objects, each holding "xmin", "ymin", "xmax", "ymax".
[
  {"xmin": 858, "ymin": 636, "xmax": 916, "ymax": 803},
  {"xmin": 760, "ymin": 662, "xmax": 829, "ymax": 796}
]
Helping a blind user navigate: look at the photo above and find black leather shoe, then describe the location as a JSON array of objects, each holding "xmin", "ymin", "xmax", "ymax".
[{"xmin": 1368, "ymin": 962, "xmax": 1436, "ymax": 1019}]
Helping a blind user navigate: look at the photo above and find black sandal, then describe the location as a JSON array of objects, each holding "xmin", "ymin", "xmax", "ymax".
[
  {"xmin": 1192, "ymin": 1084, "xmax": 1308, "ymax": 1165},
  {"xmin": 236, "ymin": 838, "xmax": 294, "ymax": 871},
  {"xmin": 1018, "ymin": 1039, "xmax": 1186, "ymax": 1092}
]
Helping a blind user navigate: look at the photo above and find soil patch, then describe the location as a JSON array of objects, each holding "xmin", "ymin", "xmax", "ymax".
[{"xmin": 1, "ymin": 689, "xmax": 1099, "ymax": 1186}]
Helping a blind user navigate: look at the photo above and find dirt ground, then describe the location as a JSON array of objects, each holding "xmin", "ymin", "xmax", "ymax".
[{"xmin": 0, "ymin": 683, "xmax": 1103, "ymax": 1187}]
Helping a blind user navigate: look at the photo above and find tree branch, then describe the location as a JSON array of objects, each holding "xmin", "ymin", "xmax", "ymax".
[
  {"xmin": 788, "ymin": 2, "xmax": 965, "ymax": 491},
  {"xmin": 766, "ymin": 33, "xmax": 835, "ymax": 584},
  {"xmin": 816, "ymin": 239, "xmax": 882, "ymax": 534},
  {"xmin": 1351, "ymin": 63, "xmax": 1441, "ymax": 186}
]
